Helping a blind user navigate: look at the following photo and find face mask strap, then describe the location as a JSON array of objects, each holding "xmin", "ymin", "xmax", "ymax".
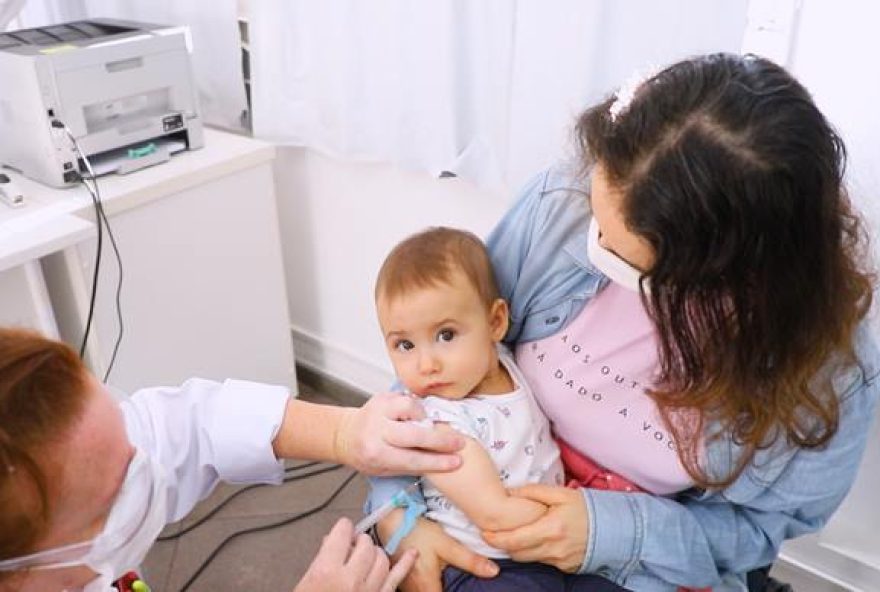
[
  {"xmin": 0, "ymin": 539, "xmax": 94, "ymax": 572},
  {"xmin": 587, "ymin": 218, "xmax": 646, "ymax": 293}
]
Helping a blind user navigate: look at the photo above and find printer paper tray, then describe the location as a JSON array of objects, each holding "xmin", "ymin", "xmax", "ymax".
[{"xmin": 88, "ymin": 137, "xmax": 187, "ymax": 177}]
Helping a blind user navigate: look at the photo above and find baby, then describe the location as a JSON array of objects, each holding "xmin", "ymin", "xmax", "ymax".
[{"xmin": 375, "ymin": 227, "xmax": 572, "ymax": 589}]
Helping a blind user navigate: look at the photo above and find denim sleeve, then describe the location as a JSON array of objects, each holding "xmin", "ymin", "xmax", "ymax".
[
  {"xmin": 578, "ymin": 373, "xmax": 879, "ymax": 588},
  {"xmin": 485, "ymin": 169, "xmax": 551, "ymax": 345}
]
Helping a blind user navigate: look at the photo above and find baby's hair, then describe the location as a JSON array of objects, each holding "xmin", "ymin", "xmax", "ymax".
[{"xmin": 376, "ymin": 227, "xmax": 500, "ymax": 308}]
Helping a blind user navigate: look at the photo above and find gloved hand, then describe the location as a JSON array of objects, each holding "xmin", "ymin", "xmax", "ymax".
[
  {"xmin": 335, "ymin": 392, "xmax": 464, "ymax": 476},
  {"xmin": 294, "ymin": 517, "xmax": 417, "ymax": 592}
]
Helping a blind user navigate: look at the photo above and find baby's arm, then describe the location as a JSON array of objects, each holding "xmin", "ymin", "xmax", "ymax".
[{"xmin": 424, "ymin": 424, "xmax": 546, "ymax": 531}]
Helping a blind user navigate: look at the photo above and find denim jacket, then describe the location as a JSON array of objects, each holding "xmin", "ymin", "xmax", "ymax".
[{"xmin": 367, "ymin": 166, "xmax": 880, "ymax": 591}]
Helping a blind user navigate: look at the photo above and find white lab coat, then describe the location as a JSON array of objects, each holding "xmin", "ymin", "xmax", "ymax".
[{"xmin": 120, "ymin": 378, "xmax": 290, "ymax": 523}]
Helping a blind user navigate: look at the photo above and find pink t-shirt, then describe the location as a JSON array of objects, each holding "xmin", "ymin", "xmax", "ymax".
[{"xmin": 515, "ymin": 282, "xmax": 693, "ymax": 495}]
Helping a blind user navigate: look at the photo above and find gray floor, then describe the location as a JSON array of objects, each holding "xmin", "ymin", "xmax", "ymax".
[{"xmin": 142, "ymin": 374, "xmax": 369, "ymax": 592}]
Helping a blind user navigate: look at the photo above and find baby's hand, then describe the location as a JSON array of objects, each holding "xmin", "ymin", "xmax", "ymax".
[{"xmin": 377, "ymin": 512, "xmax": 499, "ymax": 592}]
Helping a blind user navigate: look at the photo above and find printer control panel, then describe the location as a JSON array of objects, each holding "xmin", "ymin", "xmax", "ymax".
[{"xmin": 162, "ymin": 114, "xmax": 184, "ymax": 133}]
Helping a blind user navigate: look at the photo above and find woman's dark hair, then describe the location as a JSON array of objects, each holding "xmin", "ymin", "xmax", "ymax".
[{"xmin": 576, "ymin": 53, "xmax": 874, "ymax": 489}]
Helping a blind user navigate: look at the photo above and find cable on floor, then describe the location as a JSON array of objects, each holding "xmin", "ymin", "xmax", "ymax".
[
  {"xmin": 157, "ymin": 462, "xmax": 341, "ymax": 542},
  {"xmin": 177, "ymin": 469, "xmax": 361, "ymax": 592}
]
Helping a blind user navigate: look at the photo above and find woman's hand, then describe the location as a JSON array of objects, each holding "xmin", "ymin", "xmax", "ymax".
[
  {"xmin": 482, "ymin": 484, "xmax": 589, "ymax": 573},
  {"xmin": 336, "ymin": 392, "xmax": 465, "ymax": 475},
  {"xmin": 294, "ymin": 517, "xmax": 418, "ymax": 592},
  {"xmin": 378, "ymin": 511, "xmax": 499, "ymax": 592}
]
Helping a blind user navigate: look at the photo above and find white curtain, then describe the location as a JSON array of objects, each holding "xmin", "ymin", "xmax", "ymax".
[
  {"xmin": 250, "ymin": 0, "xmax": 516, "ymax": 191},
  {"xmin": 8, "ymin": 0, "xmax": 247, "ymax": 131},
  {"xmin": 250, "ymin": 0, "xmax": 748, "ymax": 193},
  {"xmin": 0, "ymin": 0, "xmax": 26, "ymax": 29}
]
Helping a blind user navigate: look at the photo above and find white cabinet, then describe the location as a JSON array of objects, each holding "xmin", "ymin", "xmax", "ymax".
[
  {"xmin": 7, "ymin": 128, "xmax": 296, "ymax": 393},
  {"xmin": 0, "ymin": 262, "xmax": 59, "ymax": 337},
  {"xmin": 0, "ymin": 193, "xmax": 94, "ymax": 336}
]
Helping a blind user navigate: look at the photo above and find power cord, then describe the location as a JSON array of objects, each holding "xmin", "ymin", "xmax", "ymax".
[
  {"xmin": 51, "ymin": 120, "xmax": 125, "ymax": 382},
  {"xmin": 176, "ymin": 466, "xmax": 361, "ymax": 592}
]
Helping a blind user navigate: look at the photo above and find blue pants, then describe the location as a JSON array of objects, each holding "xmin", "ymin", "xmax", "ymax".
[{"xmin": 442, "ymin": 560, "xmax": 630, "ymax": 592}]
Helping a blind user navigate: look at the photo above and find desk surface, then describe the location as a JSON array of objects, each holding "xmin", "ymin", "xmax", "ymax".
[{"xmin": 0, "ymin": 128, "xmax": 275, "ymax": 271}]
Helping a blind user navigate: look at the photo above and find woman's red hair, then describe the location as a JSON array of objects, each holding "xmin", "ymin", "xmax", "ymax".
[{"xmin": 0, "ymin": 328, "xmax": 88, "ymax": 572}]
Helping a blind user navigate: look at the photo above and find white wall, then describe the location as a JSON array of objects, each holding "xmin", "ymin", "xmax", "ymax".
[
  {"xmin": 274, "ymin": 147, "xmax": 507, "ymax": 393},
  {"xmin": 788, "ymin": 1, "xmax": 880, "ymax": 337},
  {"xmin": 773, "ymin": 2, "xmax": 880, "ymax": 590},
  {"xmin": 507, "ymin": 0, "xmax": 748, "ymax": 192},
  {"xmin": 270, "ymin": 3, "xmax": 749, "ymax": 394}
]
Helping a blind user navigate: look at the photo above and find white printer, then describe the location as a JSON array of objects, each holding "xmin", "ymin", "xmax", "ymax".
[{"xmin": 0, "ymin": 19, "xmax": 204, "ymax": 187}]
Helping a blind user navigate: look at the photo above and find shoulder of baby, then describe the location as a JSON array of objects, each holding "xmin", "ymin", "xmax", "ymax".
[{"xmin": 421, "ymin": 396, "xmax": 474, "ymax": 420}]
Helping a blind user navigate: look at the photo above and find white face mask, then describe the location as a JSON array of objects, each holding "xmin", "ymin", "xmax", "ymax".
[
  {"xmin": 0, "ymin": 447, "xmax": 168, "ymax": 591},
  {"xmin": 587, "ymin": 217, "xmax": 648, "ymax": 293}
]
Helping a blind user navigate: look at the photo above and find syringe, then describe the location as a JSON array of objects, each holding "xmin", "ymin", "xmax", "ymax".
[{"xmin": 353, "ymin": 479, "xmax": 423, "ymax": 536}]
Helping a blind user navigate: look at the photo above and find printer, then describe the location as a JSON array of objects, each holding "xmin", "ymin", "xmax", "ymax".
[{"xmin": 0, "ymin": 18, "xmax": 204, "ymax": 187}]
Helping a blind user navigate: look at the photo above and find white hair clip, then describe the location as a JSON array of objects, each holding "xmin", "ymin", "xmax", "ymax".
[{"xmin": 608, "ymin": 65, "xmax": 661, "ymax": 122}]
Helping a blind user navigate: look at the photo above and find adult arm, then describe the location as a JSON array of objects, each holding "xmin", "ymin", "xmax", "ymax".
[
  {"xmin": 273, "ymin": 392, "xmax": 464, "ymax": 475},
  {"xmin": 122, "ymin": 378, "xmax": 291, "ymax": 520},
  {"xmin": 122, "ymin": 379, "xmax": 463, "ymax": 522}
]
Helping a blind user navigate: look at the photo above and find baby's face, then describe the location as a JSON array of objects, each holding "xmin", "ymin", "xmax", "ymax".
[{"xmin": 377, "ymin": 271, "xmax": 507, "ymax": 399}]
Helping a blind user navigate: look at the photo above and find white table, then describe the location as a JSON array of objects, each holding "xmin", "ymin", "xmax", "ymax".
[{"xmin": 1, "ymin": 127, "xmax": 297, "ymax": 394}]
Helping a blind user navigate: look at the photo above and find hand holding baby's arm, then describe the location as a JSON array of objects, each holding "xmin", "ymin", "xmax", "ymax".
[{"xmin": 424, "ymin": 425, "xmax": 548, "ymax": 532}]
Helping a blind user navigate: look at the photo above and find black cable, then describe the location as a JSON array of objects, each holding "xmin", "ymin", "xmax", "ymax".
[
  {"xmin": 76, "ymin": 174, "xmax": 124, "ymax": 382},
  {"xmin": 76, "ymin": 173, "xmax": 102, "ymax": 359},
  {"xmin": 94, "ymin": 188, "xmax": 124, "ymax": 383},
  {"xmin": 157, "ymin": 462, "xmax": 342, "ymax": 542},
  {"xmin": 285, "ymin": 460, "xmax": 321, "ymax": 473},
  {"xmin": 178, "ymin": 470, "xmax": 360, "ymax": 592},
  {"xmin": 55, "ymin": 119, "xmax": 125, "ymax": 381}
]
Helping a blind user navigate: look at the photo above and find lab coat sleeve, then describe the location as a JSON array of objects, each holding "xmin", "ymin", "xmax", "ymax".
[{"xmin": 121, "ymin": 378, "xmax": 289, "ymax": 522}]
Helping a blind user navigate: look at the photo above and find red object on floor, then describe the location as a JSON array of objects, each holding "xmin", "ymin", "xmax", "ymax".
[
  {"xmin": 113, "ymin": 571, "xmax": 143, "ymax": 591},
  {"xmin": 556, "ymin": 437, "xmax": 711, "ymax": 592}
]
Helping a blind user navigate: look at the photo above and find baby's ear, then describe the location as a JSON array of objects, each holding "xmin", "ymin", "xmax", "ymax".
[{"xmin": 489, "ymin": 298, "xmax": 509, "ymax": 342}]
